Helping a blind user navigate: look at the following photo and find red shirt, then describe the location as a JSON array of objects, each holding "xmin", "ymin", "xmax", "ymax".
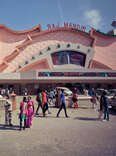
[{"xmin": 42, "ymin": 92, "xmax": 47, "ymax": 104}]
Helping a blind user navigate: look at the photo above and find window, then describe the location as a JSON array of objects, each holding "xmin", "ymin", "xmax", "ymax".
[{"xmin": 51, "ymin": 50, "xmax": 86, "ymax": 66}]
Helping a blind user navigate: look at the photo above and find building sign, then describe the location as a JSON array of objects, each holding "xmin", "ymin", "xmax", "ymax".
[
  {"xmin": 47, "ymin": 22, "xmax": 86, "ymax": 32},
  {"xmin": 38, "ymin": 72, "xmax": 116, "ymax": 77}
]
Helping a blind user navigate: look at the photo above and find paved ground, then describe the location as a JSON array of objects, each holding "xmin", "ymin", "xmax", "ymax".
[{"xmin": 0, "ymin": 102, "xmax": 116, "ymax": 156}]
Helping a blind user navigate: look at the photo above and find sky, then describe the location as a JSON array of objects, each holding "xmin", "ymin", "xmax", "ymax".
[{"xmin": 0, "ymin": 0, "xmax": 115, "ymax": 33}]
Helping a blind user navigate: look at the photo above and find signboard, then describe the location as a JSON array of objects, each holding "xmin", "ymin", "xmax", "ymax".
[
  {"xmin": 47, "ymin": 22, "xmax": 86, "ymax": 32},
  {"xmin": 38, "ymin": 72, "xmax": 116, "ymax": 77}
]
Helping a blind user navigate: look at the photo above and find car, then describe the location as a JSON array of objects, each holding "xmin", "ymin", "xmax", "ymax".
[
  {"xmin": 55, "ymin": 87, "xmax": 72, "ymax": 96},
  {"xmin": 0, "ymin": 95, "xmax": 3, "ymax": 98},
  {"xmin": 108, "ymin": 89, "xmax": 116, "ymax": 96},
  {"xmin": 109, "ymin": 95, "xmax": 116, "ymax": 109},
  {"xmin": 96, "ymin": 89, "xmax": 108, "ymax": 96}
]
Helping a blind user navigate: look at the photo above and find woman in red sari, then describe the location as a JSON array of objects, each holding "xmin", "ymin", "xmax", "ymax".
[{"xmin": 26, "ymin": 96, "xmax": 34, "ymax": 128}]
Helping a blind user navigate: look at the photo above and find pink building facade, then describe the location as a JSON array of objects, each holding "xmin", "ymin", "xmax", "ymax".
[{"xmin": 0, "ymin": 24, "xmax": 116, "ymax": 94}]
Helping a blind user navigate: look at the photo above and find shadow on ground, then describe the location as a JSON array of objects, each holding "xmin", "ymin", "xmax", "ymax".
[
  {"xmin": 0, "ymin": 124, "xmax": 19, "ymax": 131},
  {"xmin": 35, "ymin": 114, "xmax": 57, "ymax": 118},
  {"xmin": 74, "ymin": 117, "xmax": 99, "ymax": 121},
  {"xmin": 35, "ymin": 114, "xmax": 67, "ymax": 119},
  {"xmin": 78, "ymin": 106, "xmax": 91, "ymax": 109}
]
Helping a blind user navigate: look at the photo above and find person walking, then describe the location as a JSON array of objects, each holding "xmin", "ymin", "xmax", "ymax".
[
  {"xmin": 55, "ymin": 89, "xmax": 61, "ymax": 107},
  {"xmin": 56, "ymin": 89, "xmax": 69, "ymax": 118},
  {"xmin": 98, "ymin": 92, "xmax": 104, "ymax": 120},
  {"xmin": 72, "ymin": 91, "xmax": 78, "ymax": 109},
  {"xmin": 49, "ymin": 90, "xmax": 54, "ymax": 105},
  {"xmin": 35, "ymin": 91, "xmax": 43, "ymax": 116},
  {"xmin": 26, "ymin": 96, "xmax": 34, "ymax": 128},
  {"xmin": 102, "ymin": 91, "xmax": 110, "ymax": 121},
  {"xmin": 46, "ymin": 90, "xmax": 52, "ymax": 114},
  {"xmin": 91, "ymin": 91, "xmax": 97, "ymax": 109},
  {"xmin": 42, "ymin": 90, "xmax": 48, "ymax": 117},
  {"xmin": 4, "ymin": 96, "xmax": 13, "ymax": 126},
  {"xmin": 55, "ymin": 89, "xmax": 58, "ymax": 107},
  {"xmin": 19, "ymin": 97, "xmax": 28, "ymax": 130}
]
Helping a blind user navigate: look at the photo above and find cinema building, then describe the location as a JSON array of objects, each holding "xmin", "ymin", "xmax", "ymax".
[{"xmin": 0, "ymin": 22, "xmax": 116, "ymax": 94}]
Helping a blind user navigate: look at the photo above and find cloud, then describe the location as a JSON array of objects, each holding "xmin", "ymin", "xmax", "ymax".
[{"xmin": 84, "ymin": 10, "xmax": 102, "ymax": 29}]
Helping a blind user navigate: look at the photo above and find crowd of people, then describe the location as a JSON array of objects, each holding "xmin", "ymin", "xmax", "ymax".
[
  {"xmin": 0, "ymin": 87, "xmax": 13, "ymax": 97},
  {"xmin": 2, "ymin": 87, "xmax": 111, "ymax": 131},
  {"xmin": 88, "ymin": 88, "xmax": 110, "ymax": 121}
]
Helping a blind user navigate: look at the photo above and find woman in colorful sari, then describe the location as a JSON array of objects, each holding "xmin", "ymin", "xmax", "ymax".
[
  {"xmin": 26, "ymin": 96, "xmax": 34, "ymax": 128},
  {"xmin": 19, "ymin": 97, "xmax": 28, "ymax": 131}
]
